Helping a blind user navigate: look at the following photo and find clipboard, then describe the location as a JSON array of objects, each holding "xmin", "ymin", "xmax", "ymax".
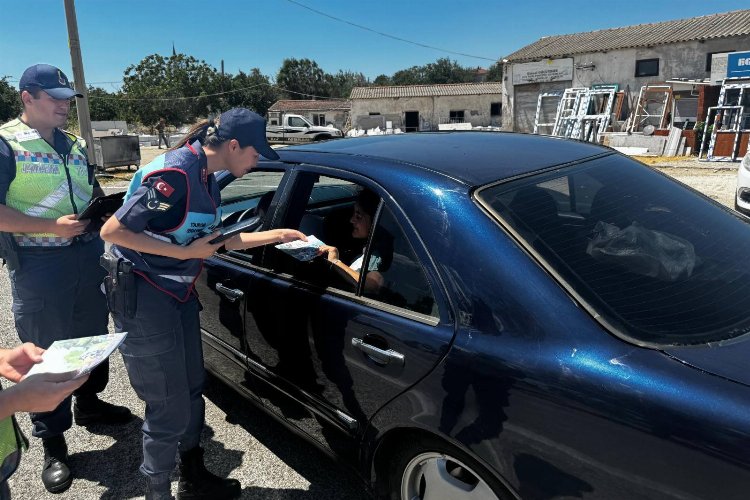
[{"xmin": 77, "ymin": 191, "xmax": 125, "ymax": 222}]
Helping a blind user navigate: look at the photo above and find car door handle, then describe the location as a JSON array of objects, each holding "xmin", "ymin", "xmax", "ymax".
[
  {"xmin": 351, "ymin": 338, "xmax": 405, "ymax": 367},
  {"xmin": 215, "ymin": 283, "xmax": 244, "ymax": 302}
]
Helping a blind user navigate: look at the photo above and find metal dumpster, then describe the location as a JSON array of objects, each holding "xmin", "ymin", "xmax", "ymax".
[{"xmin": 93, "ymin": 135, "xmax": 141, "ymax": 171}]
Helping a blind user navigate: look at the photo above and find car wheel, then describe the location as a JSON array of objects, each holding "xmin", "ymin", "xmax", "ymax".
[{"xmin": 386, "ymin": 436, "xmax": 512, "ymax": 500}]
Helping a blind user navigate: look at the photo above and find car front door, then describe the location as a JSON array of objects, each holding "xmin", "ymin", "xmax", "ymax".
[
  {"xmin": 196, "ymin": 169, "xmax": 287, "ymax": 388},
  {"xmin": 240, "ymin": 167, "xmax": 455, "ymax": 459}
]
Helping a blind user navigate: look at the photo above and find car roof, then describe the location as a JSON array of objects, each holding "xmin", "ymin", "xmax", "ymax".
[{"xmin": 275, "ymin": 132, "xmax": 612, "ymax": 186}]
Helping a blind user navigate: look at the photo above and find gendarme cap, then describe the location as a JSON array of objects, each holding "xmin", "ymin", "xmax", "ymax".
[
  {"xmin": 19, "ymin": 64, "xmax": 83, "ymax": 99},
  {"xmin": 215, "ymin": 108, "xmax": 279, "ymax": 160}
]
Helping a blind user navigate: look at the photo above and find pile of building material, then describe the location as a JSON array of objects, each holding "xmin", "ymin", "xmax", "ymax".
[
  {"xmin": 699, "ymin": 77, "xmax": 750, "ymax": 161},
  {"xmin": 534, "ymin": 86, "xmax": 617, "ymax": 143},
  {"xmin": 627, "ymin": 85, "xmax": 673, "ymax": 133}
]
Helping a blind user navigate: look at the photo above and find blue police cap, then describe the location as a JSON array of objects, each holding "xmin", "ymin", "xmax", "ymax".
[
  {"xmin": 19, "ymin": 64, "xmax": 83, "ymax": 99},
  {"xmin": 215, "ymin": 108, "xmax": 279, "ymax": 160}
]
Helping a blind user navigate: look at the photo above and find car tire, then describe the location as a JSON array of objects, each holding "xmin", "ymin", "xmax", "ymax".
[{"xmin": 385, "ymin": 435, "xmax": 513, "ymax": 500}]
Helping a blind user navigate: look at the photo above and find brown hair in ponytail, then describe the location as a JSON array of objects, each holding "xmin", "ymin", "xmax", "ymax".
[{"xmin": 169, "ymin": 117, "xmax": 227, "ymax": 151}]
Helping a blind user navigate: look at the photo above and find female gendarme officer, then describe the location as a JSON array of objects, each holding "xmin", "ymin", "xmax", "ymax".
[{"xmin": 100, "ymin": 108, "xmax": 305, "ymax": 500}]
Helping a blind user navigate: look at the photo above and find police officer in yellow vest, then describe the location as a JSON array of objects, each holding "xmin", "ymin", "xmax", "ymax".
[
  {"xmin": 0, "ymin": 343, "xmax": 89, "ymax": 499},
  {"xmin": 0, "ymin": 64, "xmax": 133, "ymax": 494}
]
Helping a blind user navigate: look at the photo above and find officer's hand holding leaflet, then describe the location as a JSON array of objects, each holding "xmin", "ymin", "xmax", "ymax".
[
  {"xmin": 223, "ymin": 227, "xmax": 307, "ymax": 252},
  {"xmin": 0, "ymin": 343, "xmax": 88, "ymax": 419}
]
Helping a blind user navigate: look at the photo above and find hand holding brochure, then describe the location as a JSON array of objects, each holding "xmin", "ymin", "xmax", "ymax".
[
  {"xmin": 275, "ymin": 235, "xmax": 325, "ymax": 261},
  {"xmin": 25, "ymin": 333, "xmax": 128, "ymax": 379}
]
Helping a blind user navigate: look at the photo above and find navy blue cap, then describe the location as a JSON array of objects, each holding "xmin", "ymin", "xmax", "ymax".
[
  {"xmin": 215, "ymin": 108, "xmax": 279, "ymax": 160},
  {"xmin": 19, "ymin": 64, "xmax": 83, "ymax": 99}
]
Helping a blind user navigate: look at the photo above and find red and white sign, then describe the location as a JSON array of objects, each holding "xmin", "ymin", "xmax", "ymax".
[{"xmin": 154, "ymin": 180, "xmax": 175, "ymax": 197}]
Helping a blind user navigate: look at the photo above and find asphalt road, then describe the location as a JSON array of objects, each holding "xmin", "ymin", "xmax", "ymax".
[
  {"xmin": 0, "ymin": 272, "xmax": 369, "ymax": 499},
  {"xmin": 0, "ymin": 162, "xmax": 740, "ymax": 499}
]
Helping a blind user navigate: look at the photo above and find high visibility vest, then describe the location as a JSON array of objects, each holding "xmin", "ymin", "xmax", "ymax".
[
  {"xmin": 0, "ymin": 119, "xmax": 92, "ymax": 247},
  {"xmin": 0, "ymin": 408, "xmax": 27, "ymax": 483}
]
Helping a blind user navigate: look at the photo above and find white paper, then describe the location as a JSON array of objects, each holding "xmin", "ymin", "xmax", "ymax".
[
  {"xmin": 275, "ymin": 235, "xmax": 325, "ymax": 261},
  {"xmin": 26, "ymin": 333, "xmax": 128, "ymax": 379}
]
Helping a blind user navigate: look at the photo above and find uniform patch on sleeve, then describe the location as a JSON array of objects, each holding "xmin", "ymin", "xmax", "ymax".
[
  {"xmin": 145, "ymin": 189, "xmax": 172, "ymax": 211},
  {"xmin": 154, "ymin": 180, "xmax": 175, "ymax": 197}
]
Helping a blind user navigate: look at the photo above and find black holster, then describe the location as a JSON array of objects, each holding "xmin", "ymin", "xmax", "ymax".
[
  {"xmin": 100, "ymin": 253, "xmax": 137, "ymax": 318},
  {"xmin": 0, "ymin": 232, "xmax": 20, "ymax": 271}
]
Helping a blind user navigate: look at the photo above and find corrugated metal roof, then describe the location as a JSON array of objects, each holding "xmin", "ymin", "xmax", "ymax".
[
  {"xmin": 268, "ymin": 99, "xmax": 351, "ymax": 112},
  {"xmin": 350, "ymin": 82, "xmax": 503, "ymax": 99},
  {"xmin": 506, "ymin": 9, "xmax": 750, "ymax": 62}
]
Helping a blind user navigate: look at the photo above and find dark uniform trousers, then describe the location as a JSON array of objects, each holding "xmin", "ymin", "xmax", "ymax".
[
  {"xmin": 8, "ymin": 237, "xmax": 109, "ymax": 438},
  {"xmin": 111, "ymin": 276, "xmax": 205, "ymax": 484}
]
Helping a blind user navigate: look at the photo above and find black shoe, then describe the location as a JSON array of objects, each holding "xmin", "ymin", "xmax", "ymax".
[
  {"xmin": 146, "ymin": 478, "xmax": 175, "ymax": 500},
  {"xmin": 177, "ymin": 447, "xmax": 240, "ymax": 499},
  {"xmin": 74, "ymin": 396, "xmax": 133, "ymax": 426},
  {"xmin": 41, "ymin": 436, "xmax": 72, "ymax": 494}
]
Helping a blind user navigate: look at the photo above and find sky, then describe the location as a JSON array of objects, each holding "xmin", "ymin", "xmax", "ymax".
[{"xmin": 1, "ymin": 0, "xmax": 748, "ymax": 92}]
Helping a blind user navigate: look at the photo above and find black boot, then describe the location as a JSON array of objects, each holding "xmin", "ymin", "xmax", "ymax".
[
  {"xmin": 176, "ymin": 447, "xmax": 240, "ymax": 499},
  {"xmin": 41, "ymin": 435, "xmax": 72, "ymax": 494},
  {"xmin": 73, "ymin": 395, "xmax": 133, "ymax": 426},
  {"xmin": 145, "ymin": 477, "xmax": 174, "ymax": 500}
]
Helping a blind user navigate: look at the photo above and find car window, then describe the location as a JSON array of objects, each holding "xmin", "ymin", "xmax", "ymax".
[
  {"xmin": 270, "ymin": 174, "xmax": 437, "ymax": 317},
  {"xmin": 363, "ymin": 205, "xmax": 438, "ymax": 317},
  {"xmin": 270, "ymin": 174, "xmax": 360, "ymax": 288},
  {"xmin": 477, "ymin": 154, "xmax": 750, "ymax": 346},
  {"xmin": 219, "ymin": 170, "xmax": 285, "ymax": 259}
]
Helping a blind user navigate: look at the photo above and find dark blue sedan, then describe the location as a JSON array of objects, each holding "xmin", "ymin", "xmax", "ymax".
[{"xmin": 197, "ymin": 132, "xmax": 750, "ymax": 500}]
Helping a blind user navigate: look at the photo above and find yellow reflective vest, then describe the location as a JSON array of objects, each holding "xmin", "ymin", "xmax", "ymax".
[{"xmin": 0, "ymin": 119, "xmax": 92, "ymax": 247}]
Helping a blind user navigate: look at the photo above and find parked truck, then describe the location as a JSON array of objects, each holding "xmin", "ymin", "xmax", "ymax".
[{"xmin": 266, "ymin": 113, "xmax": 343, "ymax": 143}]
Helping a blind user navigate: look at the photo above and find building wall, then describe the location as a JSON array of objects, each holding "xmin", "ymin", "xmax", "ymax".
[
  {"xmin": 503, "ymin": 35, "xmax": 750, "ymax": 132},
  {"xmin": 350, "ymin": 94, "xmax": 503, "ymax": 131}
]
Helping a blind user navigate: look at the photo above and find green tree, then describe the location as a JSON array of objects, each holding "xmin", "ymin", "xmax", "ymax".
[
  {"xmin": 486, "ymin": 61, "xmax": 503, "ymax": 82},
  {"xmin": 87, "ymin": 86, "xmax": 124, "ymax": 121},
  {"xmin": 372, "ymin": 74, "xmax": 391, "ymax": 86},
  {"xmin": 391, "ymin": 66, "xmax": 426, "ymax": 86},
  {"xmin": 423, "ymin": 58, "xmax": 473, "ymax": 84},
  {"xmin": 327, "ymin": 70, "xmax": 368, "ymax": 98},
  {"xmin": 122, "ymin": 53, "xmax": 222, "ymax": 126},
  {"xmin": 0, "ymin": 77, "xmax": 21, "ymax": 122},
  {"xmin": 225, "ymin": 69, "xmax": 279, "ymax": 116},
  {"xmin": 276, "ymin": 58, "xmax": 330, "ymax": 99}
]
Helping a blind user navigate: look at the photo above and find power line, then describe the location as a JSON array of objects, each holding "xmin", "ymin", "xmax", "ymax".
[
  {"xmin": 87, "ymin": 81, "xmax": 341, "ymax": 102},
  {"xmin": 283, "ymin": 0, "xmax": 498, "ymax": 62}
]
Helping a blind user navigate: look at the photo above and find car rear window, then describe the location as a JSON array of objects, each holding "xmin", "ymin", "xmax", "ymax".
[{"xmin": 477, "ymin": 154, "xmax": 750, "ymax": 346}]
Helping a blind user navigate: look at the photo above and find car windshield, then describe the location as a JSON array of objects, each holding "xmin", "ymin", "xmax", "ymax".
[{"xmin": 477, "ymin": 154, "xmax": 750, "ymax": 346}]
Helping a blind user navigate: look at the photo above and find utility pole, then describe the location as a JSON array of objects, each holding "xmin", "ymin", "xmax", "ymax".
[{"xmin": 63, "ymin": 0, "xmax": 95, "ymax": 162}]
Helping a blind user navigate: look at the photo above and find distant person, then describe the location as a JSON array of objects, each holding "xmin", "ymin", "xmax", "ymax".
[
  {"xmin": 0, "ymin": 342, "xmax": 89, "ymax": 500},
  {"xmin": 0, "ymin": 63, "xmax": 132, "ymax": 495},
  {"xmin": 100, "ymin": 108, "xmax": 305, "ymax": 500},
  {"xmin": 156, "ymin": 117, "xmax": 170, "ymax": 149}
]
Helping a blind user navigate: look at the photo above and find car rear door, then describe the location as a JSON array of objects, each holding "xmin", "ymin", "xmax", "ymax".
[{"xmin": 241, "ymin": 167, "xmax": 456, "ymax": 456}]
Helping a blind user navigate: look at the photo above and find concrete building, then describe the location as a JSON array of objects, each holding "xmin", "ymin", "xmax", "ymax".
[
  {"xmin": 349, "ymin": 82, "xmax": 503, "ymax": 132},
  {"xmin": 267, "ymin": 99, "xmax": 351, "ymax": 130},
  {"xmin": 502, "ymin": 9, "xmax": 750, "ymax": 132}
]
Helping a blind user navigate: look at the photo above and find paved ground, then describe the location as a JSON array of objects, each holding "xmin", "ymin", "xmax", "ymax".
[
  {"xmin": 0, "ymin": 151, "xmax": 741, "ymax": 499},
  {"xmin": 0, "ymin": 278, "xmax": 368, "ymax": 498}
]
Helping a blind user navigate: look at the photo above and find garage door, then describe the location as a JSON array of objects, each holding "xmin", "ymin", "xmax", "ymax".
[{"xmin": 513, "ymin": 81, "xmax": 571, "ymax": 133}]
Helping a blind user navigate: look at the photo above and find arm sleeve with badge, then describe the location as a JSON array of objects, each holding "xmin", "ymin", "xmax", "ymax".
[{"xmin": 114, "ymin": 171, "xmax": 187, "ymax": 233}]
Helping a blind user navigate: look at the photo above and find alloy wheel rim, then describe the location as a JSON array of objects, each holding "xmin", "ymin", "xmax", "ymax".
[{"xmin": 400, "ymin": 451, "xmax": 499, "ymax": 500}]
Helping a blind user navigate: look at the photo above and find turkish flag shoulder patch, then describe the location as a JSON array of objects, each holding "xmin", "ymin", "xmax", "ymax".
[{"xmin": 154, "ymin": 180, "xmax": 175, "ymax": 197}]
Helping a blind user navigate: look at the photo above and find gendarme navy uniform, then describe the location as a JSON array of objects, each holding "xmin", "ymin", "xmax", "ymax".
[{"xmin": 107, "ymin": 139, "xmax": 222, "ymax": 490}]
